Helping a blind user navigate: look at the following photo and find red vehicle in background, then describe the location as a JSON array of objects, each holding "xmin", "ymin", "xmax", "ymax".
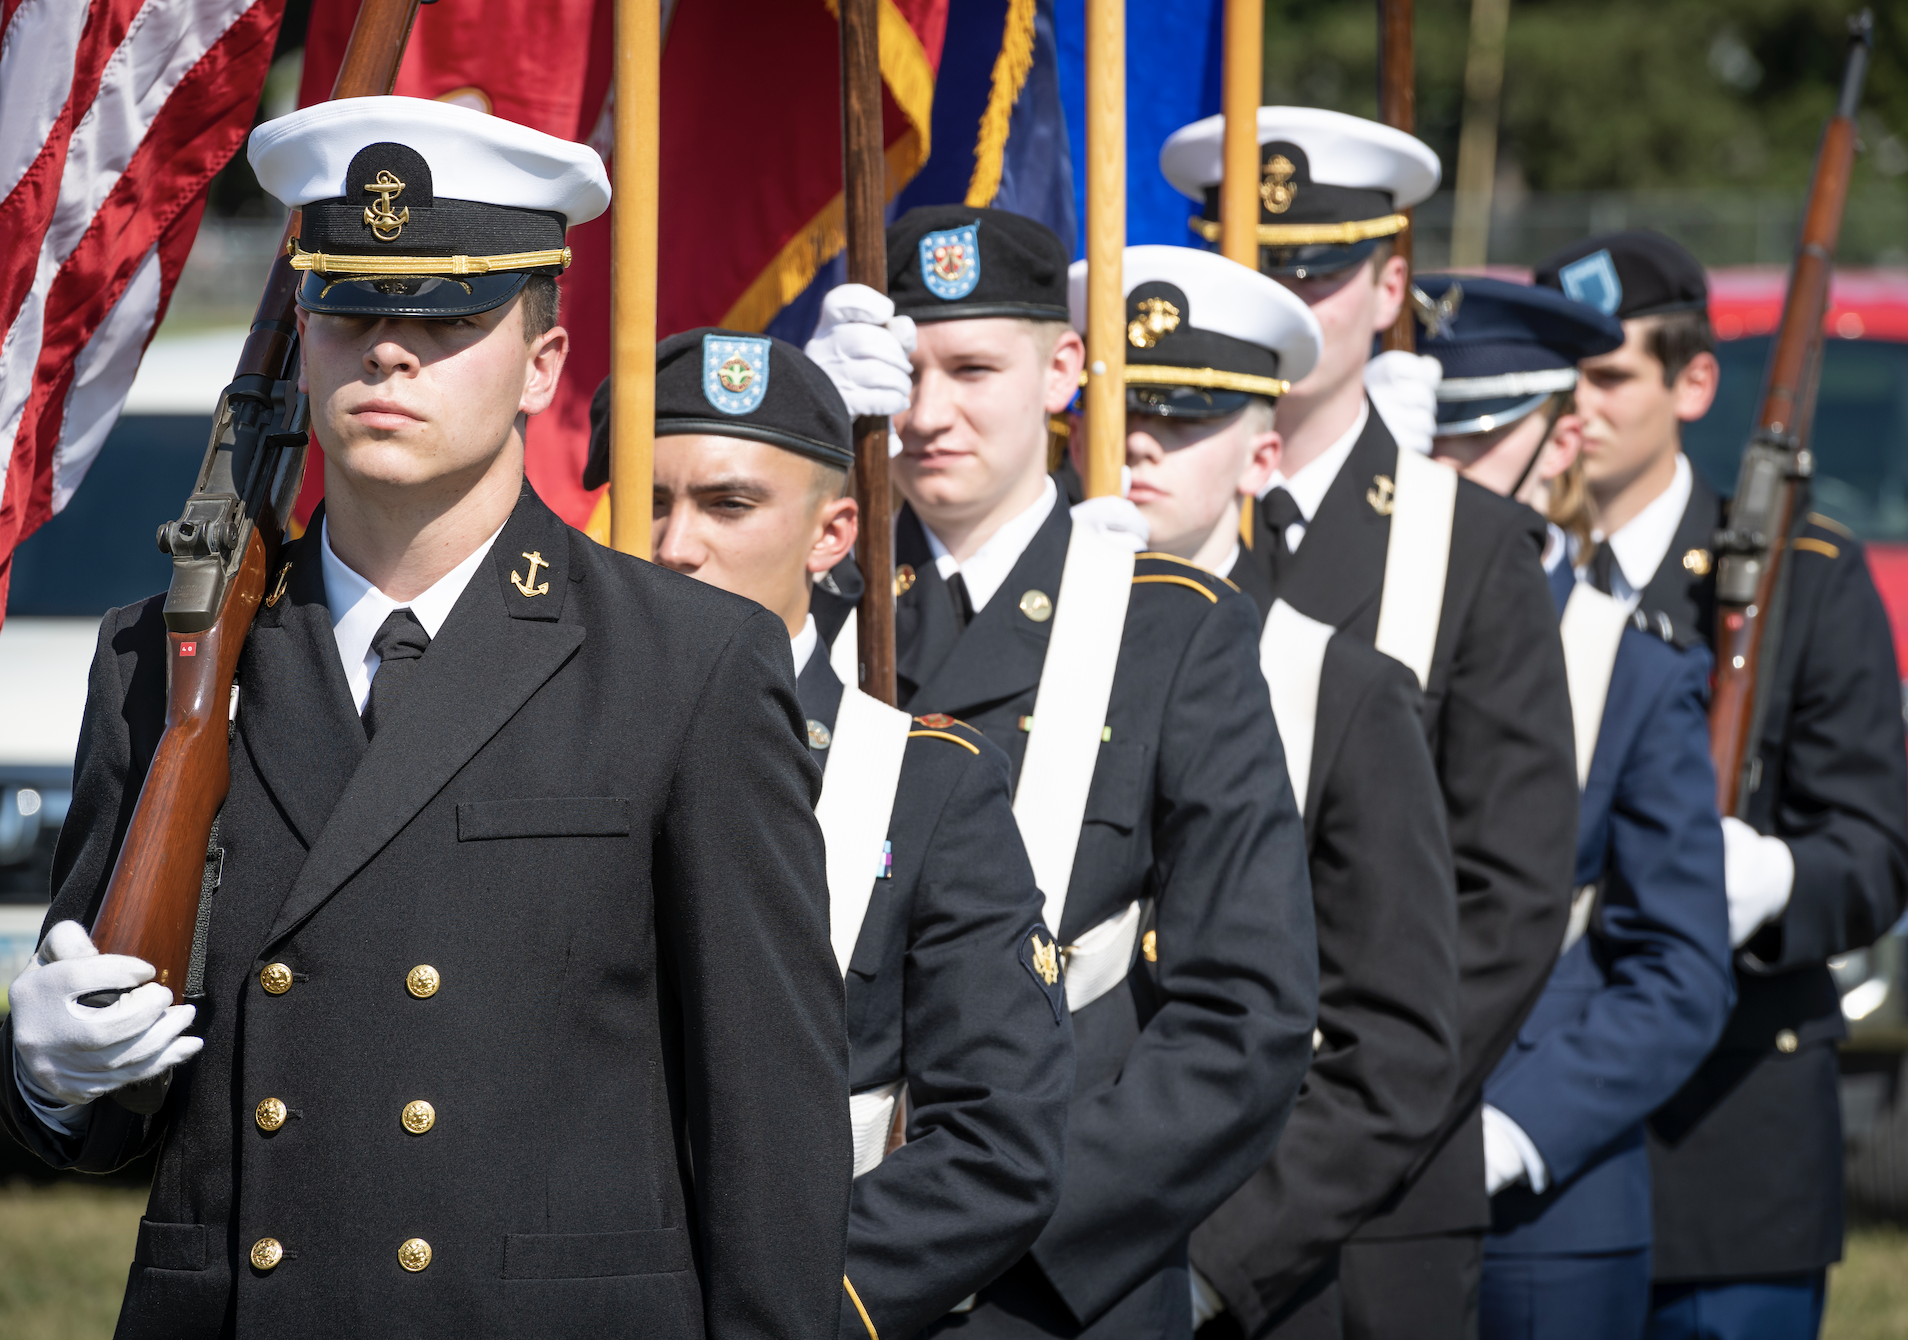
[{"xmin": 1683, "ymin": 268, "xmax": 1908, "ymax": 1219}]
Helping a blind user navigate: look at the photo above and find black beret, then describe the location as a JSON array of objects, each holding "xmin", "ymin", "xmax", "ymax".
[
  {"xmin": 1532, "ymin": 229, "xmax": 1708, "ymax": 321},
  {"xmin": 583, "ymin": 328, "xmax": 853, "ymax": 490},
  {"xmin": 886, "ymin": 205, "xmax": 1071, "ymax": 323}
]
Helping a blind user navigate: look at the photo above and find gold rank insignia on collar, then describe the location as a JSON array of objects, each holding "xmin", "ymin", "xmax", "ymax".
[
  {"xmin": 511, "ymin": 550, "xmax": 550, "ymax": 597},
  {"xmin": 264, "ymin": 561, "xmax": 292, "ymax": 608},
  {"xmin": 1367, "ymin": 475, "xmax": 1396, "ymax": 516}
]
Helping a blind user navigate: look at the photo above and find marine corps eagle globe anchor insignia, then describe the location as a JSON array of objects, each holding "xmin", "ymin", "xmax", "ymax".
[
  {"xmin": 1127, "ymin": 298, "xmax": 1180, "ymax": 349},
  {"xmin": 511, "ymin": 551, "xmax": 550, "ymax": 597},
  {"xmin": 1260, "ymin": 154, "xmax": 1297, "ymax": 214},
  {"xmin": 362, "ymin": 170, "xmax": 409, "ymax": 241}
]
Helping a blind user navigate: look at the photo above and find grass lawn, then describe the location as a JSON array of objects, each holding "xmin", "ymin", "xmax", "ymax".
[{"xmin": 1, "ymin": 1180, "xmax": 1906, "ymax": 1336}]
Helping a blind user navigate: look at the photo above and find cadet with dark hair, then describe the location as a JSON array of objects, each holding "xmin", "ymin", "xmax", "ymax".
[
  {"xmin": 1535, "ymin": 229, "xmax": 1908, "ymax": 1340},
  {"xmin": 3, "ymin": 98, "xmax": 853, "ymax": 1339}
]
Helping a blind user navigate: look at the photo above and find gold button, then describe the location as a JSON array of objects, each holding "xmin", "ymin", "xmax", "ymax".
[
  {"xmin": 259, "ymin": 963, "xmax": 294, "ymax": 995},
  {"xmin": 397, "ymin": 1238, "xmax": 432, "ymax": 1272},
  {"xmin": 893, "ymin": 563, "xmax": 917, "ymax": 596},
  {"xmin": 1776, "ymin": 1029, "xmax": 1799, "ymax": 1053},
  {"xmin": 406, "ymin": 965, "xmax": 440, "ymax": 999},
  {"xmin": 250, "ymin": 1237, "xmax": 284, "ymax": 1271},
  {"xmin": 1019, "ymin": 590, "xmax": 1053, "ymax": 622},
  {"xmin": 1141, "ymin": 929, "xmax": 1158, "ymax": 963},
  {"xmin": 254, "ymin": 1097, "xmax": 288, "ymax": 1132},
  {"xmin": 401, "ymin": 1100, "xmax": 436, "ymax": 1135}
]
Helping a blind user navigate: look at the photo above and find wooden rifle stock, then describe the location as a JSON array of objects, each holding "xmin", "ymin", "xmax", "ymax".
[
  {"xmin": 85, "ymin": 0, "xmax": 424, "ymax": 1019},
  {"xmin": 1710, "ymin": 11, "xmax": 1871, "ymax": 818}
]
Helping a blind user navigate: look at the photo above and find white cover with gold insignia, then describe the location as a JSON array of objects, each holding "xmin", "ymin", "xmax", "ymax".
[
  {"xmin": 1260, "ymin": 599, "xmax": 1337, "ymax": 817},
  {"xmin": 815, "ymin": 685, "xmax": 912, "ymax": 976},
  {"xmin": 1373, "ymin": 447, "xmax": 1458, "ymax": 689}
]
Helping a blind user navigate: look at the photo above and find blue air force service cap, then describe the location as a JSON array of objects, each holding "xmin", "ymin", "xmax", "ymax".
[
  {"xmin": 250, "ymin": 96, "xmax": 609, "ymax": 319},
  {"xmin": 886, "ymin": 206, "xmax": 1072, "ymax": 324},
  {"xmin": 582, "ymin": 329, "xmax": 854, "ymax": 491},
  {"xmin": 1160, "ymin": 107, "xmax": 1441, "ymax": 279},
  {"xmin": 1416, "ymin": 275, "xmax": 1624, "ymax": 438},
  {"xmin": 1532, "ymin": 229, "xmax": 1708, "ymax": 321},
  {"xmin": 1067, "ymin": 246, "xmax": 1322, "ymax": 420}
]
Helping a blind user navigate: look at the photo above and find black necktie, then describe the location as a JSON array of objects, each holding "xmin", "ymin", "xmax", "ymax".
[
  {"xmin": 1588, "ymin": 543, "xmax": 1627, "ymax": 597},
  {"xmin": 363, "ymin": 608, "xmax": 430, "ymax": 740},
  {"xmin": 947, "ymin": 571, "xmax": 976, "ymax": 627},
  {"xmin": 1262, "ymin": 487, "xmax": 1304, "ymax": 590}
]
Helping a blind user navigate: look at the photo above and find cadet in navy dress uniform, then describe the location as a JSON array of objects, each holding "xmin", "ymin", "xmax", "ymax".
[
  {"xmin": 1067, "ymin": 247, "xmax": 1462, "ymax": 1339},
  {"xmin": 1417, "ymin": 274, "xmax": 1736, "ymax": 1339},
  {"xmin": 810, "ymin": 206, "xmax": 1318, "ymax": 1340},
  {"xmin": 1531, "ymin": 232, "xmax": 1908, "ymax": 1339},
  {"xmin": 583, "ymin": 330, "xmax": 1075, "ymax": 1340},
  {"xmin": 1159, "ymin": 108, "xmax": 1580, "ymax": 1337},
  {"xmin": 1, "ymin": 100, "xmax": 852, "ymax": 1339}
]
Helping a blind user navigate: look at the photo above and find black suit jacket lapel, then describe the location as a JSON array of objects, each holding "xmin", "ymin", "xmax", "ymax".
[
  {"xmin": 237, "ymin": 515, "xmax": 366, "ymax": 848},
  {"xmin": 905, "ymin": 500, "xmax": 1066, "ymax": 718},
  {"xmin": 797, "ymin": 645, "xmax": 845, "ymax": 772},
  {"xmin": 1637, "ymin": 467, "xmax": 1721, "ymax": 639},
  {"xmin": 1229, "ymin": 543, "xmax": 1274, "ymax": 622},
  {"xmin": 263, "ymin": 489, "xmax": 585, "ymax": 948},
  {"xmin": 894, "ymin": 507, "xmax": 962, "ymax": 705},
  {"xmin": 1273, "ymin": 406, "xmax": 1397, "ymax": 632}
]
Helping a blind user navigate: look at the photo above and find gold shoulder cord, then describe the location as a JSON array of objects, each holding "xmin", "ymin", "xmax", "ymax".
[{"xmin": 844, "ymin": 1277, "xmax": 879, "ymax": 1340}]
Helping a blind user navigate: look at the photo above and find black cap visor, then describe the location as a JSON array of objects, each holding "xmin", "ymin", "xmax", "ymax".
[
  {"xmin": 1126, "ymin": 385, "xmax": 1261, "ymax": 420},
  {"xmin": 297, "ymin": 269, "xmax": 531, "ymax": 319},
  {"xmin": 1257, "ymin": 237, "xmax": 1380, "ymax": 279},
  {"xmin": 1434, "ymin": 392, "xmax": 1554, "ymax": 439}
]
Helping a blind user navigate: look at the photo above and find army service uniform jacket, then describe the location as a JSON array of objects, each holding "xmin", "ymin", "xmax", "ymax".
[
  {"xmin": 795, "ymin": 650, "xmax": 1075, "ymax": 1340},
  {"xmin": 1190, "ymin": 553, "xmax": 1462, "ymax": 1333},
  {"xmin": 1239, "ymin": 406, "xmax": 1579, "ymax": 1243},
  {"xmin": 894, "ymin": 500, "xmax": 1319, "ymax": 1340},
  {"xmin": 1644, "ymin": 476, "xmax": 1908, "ymax": 1281},
  {"xmin": 1, "ymin": 491, "xmax": 854, "ymax": 1340}
]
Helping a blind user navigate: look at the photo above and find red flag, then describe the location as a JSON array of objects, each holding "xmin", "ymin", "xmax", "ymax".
[{"xmin": 0, "ymin": 0, "xmax": 289, "ymax": 620}]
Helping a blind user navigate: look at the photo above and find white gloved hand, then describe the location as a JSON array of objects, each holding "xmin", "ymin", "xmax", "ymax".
[
  {"xmin": 1364, "ymin": 350, "xmax": 1443, "ymax": 456},
  {"xmin": 1722, "ymin": 816, "xmax": 1795, "ymax": 949},
  {"xmin": 9, "ymin": 921, "xmax": 202, "ymax": 1109},
  {"xmin": 805, "ymin": 283, "xmax": 918, "ymax": 420},
  {"xmin": 1191, "ymin": 1267, "xmax": 1227, "ymax": 1327},
  {"xmin": 1482, "ymin": 1104, "xmax": 1549, "ymax": 1195},
  {"xmin": 1071, "ymin": 494, "xmax": 1149, "ymax": 554}
]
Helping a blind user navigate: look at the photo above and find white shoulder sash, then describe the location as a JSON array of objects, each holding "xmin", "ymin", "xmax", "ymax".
[
  {"xmin": 1260, "ymin": 599, "xmax": 1336, "ymax": 818},
  {"xmin": 1373, "ymin": 446, "xmax": 1458, "ymax": 689},
  {"xmin": 831, "ymin": 607, "xmax": 860, "ymax": 689},
  {"xmin": 814, "ymin": 684, "xmax": 912, "ymax": 975},
  {"xmin": 1558, "ymin": 583, "xmax": 1629, "ymax": 789},
  {"xmin": 1012, "ymin": 526, "xmax": 1135, "ymax": 934}
]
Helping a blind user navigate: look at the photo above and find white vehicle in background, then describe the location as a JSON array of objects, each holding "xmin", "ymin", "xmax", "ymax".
[{"xmin": 0, "ymin": 329, "xmax": 243, "ymax": 1001}]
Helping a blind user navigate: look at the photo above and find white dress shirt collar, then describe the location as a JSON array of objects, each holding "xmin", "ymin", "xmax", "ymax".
[
  {"xmin": 1215, "ymin": 541, "xmax": 1242, "ymax": 580},
  {"xmin": 1598, "ymin": 452, "xmax": 1693, "ymax": 609},
  {"xmin": 789, "ymin": 613, "xmax": 819, "ymax": 678},
  {"xmin": 1259, "ymin": 399, "xmax": 1369, "ymax": 552},
  {"xmin": 922, "ymin": 475, "xmax": 1059, "ymax": 614},
  {"xmin": 322, "ymin": 516, "xmax": 504, "ymax": 713}
]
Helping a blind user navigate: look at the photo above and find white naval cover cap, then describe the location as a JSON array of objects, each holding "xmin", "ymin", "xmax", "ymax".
[
  {"xmin": 1159, "ymin": 105, "xmax": 1441, "ymax": 211},
  {"xmin": 248, "ymin": 95, "xmax": 610, "ymax": 225},
  {"xmin": 1067, "ymin": 246, "xmax": 1324, "ymax": 386}
]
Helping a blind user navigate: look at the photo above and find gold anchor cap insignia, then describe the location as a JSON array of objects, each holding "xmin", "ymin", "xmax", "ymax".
[
  {"xmin": 1030, "ymin": 933, "xmax": 1060, "ymax": 987},
  {"xmin": 1127, "ymin": 297, "xmax": 1181, "ymax": 349},
  {"xmin": 1261, "ymin": 154, "xmax": 1298, "ymax": 215},
  {"xmin": 1367, "ymin": 475, "xmax": 1396, "ymax": 516},
  {"xmin": 511, "ymin": 550, "xmax": 551, "ymax": 597},
  {"xmin": 362, "ymin": 170, "xmax": 410, "ymax": 241}
]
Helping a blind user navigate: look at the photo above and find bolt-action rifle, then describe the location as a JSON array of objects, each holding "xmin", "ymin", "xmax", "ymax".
[
  {"xmin": 81, "ymin": 0, "xmax": 426, "ymax": 1110},
  {"xmin": 1710, "ymin": 10, "xmax": 1873, "ymax": 817}
]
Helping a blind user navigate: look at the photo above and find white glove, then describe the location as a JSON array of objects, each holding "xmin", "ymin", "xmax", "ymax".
[
  {"xmin": 1071, "ymin": 494, "xmax": 1149, "ymax": 554},
  {"xmin": 9, "ymin": 920, "xmax": 202, "ymax": 1109},
  {"xmin": 1722, "ymin": 816, "xmax": 1795, "ymax": 949},
  {"xmin": 1191, "ymin": 1267, "xmax": 1227, "ymax": 1327},
  {"xmin": 1482, "ymin": 1104, "xmax": 1549, "ymax": 1195},
  {"xmin": 806, "ymin": 283, "xmax": 917, "ymax": 421},
  {"xmin": 1365, "ymin": 351, "xmax": 1442, "ymax": 456}
]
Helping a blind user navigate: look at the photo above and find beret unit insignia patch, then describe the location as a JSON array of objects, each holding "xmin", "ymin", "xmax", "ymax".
[
  {"xmin": 919, "ymin": 223, "xmax": 981, "ymax": 301},
  {"xmin": 702, "ymin": 333, "xmax": 771, "ymax": 415},
  {"xmin": 1559, "ymin": 249, "xmax": 1623, "ymax": 316}
]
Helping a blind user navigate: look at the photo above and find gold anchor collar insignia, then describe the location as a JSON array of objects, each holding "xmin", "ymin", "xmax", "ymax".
[
  {"xmin": 1127, "ymin": 297, "xmax": 1181, "ymax": 349},
  {"xmin": 1367, "ymin": 475, "xmax": 1396, "ymax": 516},
  {"xmin": 1261, "ymin": 154, "xmax": 1298, "ymax": 214},
  {"xmin": 362, "ymin": 170, "xmax": 410, "ymax": 242},
  {"xmin": 511, "ymin": 550, "xmax": 551, "ymax": 597}
]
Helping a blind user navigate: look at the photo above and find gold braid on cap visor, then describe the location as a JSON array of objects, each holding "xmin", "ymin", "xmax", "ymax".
[
  {"xmin": 288, "ymin": 240, "xmax": 573, "ymax": 277},
  {"xmin": 1082, "ymin": 365, "xmax": 1291, "ymax": 398},
  {"xmin": 1189, "ymin": 213, "xmax": 1409, "ymax": 246}
]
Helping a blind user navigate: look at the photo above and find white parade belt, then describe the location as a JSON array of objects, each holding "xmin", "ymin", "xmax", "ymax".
[
  {"xmin": 1061, "ymin": 898, "xmax": 1150, "ymax": 1012},
  {"xmin": 849, "ymin": 1080, "xmax": 907, "ymax": 1178}
]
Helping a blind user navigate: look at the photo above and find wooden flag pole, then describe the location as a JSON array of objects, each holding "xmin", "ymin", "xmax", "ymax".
[
  {"xmin": 610, "ymin": 0, "xmax": 661, "ymax": 558},
  {"xmin": 1219, "ymin": 0, "xmax": 1263, "ymax": 268},
  {"xmin": 841, "ymin": 0, "xmax": 896, "ymax": 704},
  {"xmin": 1081, "ymin": 0, "xmax": 1125, "ymax": 500},
  {"xmin": 1377, "ymin": 0, "xmax": 1416, "ymax": 352}
]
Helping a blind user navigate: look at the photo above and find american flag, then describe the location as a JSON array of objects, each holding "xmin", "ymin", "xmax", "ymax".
[{"xmin": 0, "ymin": 0, "xmax": 286, "ymax": 614}]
